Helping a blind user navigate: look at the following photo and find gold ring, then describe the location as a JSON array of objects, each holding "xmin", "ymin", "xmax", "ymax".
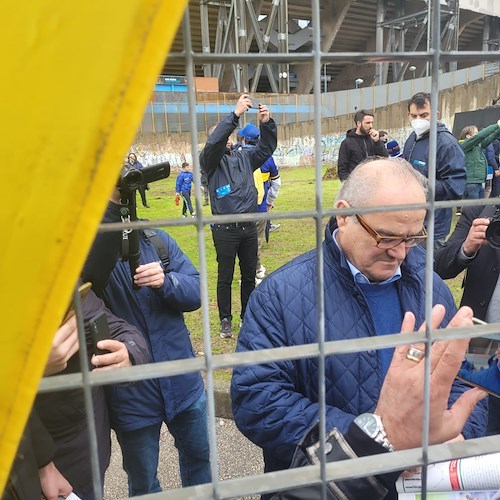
[{"xmin": 406, "ymin": 346, "xmax": 425, "ymax": 363}]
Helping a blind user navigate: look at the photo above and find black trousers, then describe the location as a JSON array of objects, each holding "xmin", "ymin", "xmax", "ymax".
[
  {"xmin": 138, "ymin": 184, "xmax": 148, "ymax": 206},
  {"xmin": 211, "ymin": 222, "xmax": 258, "ymax": 321}
]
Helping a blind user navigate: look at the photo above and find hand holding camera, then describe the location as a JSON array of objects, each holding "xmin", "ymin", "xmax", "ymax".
[{"xmin": 463, "ymin": 217, "xmax": 491, "ymax": 256}]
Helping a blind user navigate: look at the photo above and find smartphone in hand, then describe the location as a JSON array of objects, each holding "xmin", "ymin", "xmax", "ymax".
[
  {"xmin": 88, "ymin": 311, "xmax": 111, "ymax": 355},
  {"xmin": 457, "ymin": 330, "xmax": 500, "ymax": 398},
  {"xmin": 62, "ymin": 282, "xmax": 92, "ymax": 324},
  {"xmin": 249, "ymin": 97, "xmax": 261, "ymax": 109}
]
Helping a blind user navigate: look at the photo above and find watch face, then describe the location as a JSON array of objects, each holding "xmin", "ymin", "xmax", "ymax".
[{"xmin": 356, "ymin": 414, "xmax": 379, "ymax": 438}]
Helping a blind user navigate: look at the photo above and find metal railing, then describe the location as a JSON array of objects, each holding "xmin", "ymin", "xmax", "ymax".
[{"xmin": 137, "ymin": 64, "xmax": 489, "ymax": 133}]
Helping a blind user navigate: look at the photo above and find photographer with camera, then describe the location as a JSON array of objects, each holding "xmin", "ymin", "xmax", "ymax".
[{"xmin": 435, "ymin": 205, "xmax": 500, "ymax": 435}]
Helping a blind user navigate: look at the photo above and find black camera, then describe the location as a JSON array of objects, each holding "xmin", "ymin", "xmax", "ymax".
[
  {"xmin": 116, "ymin": 161, "xmax": 170, "ymax": 287},
  {"xmin": 117, "ymin": 161, "xmax": 170, "ymax": 192},
  {"xmin": 485, "ymin": 205, "xmax": 500, "ymax": 249}
]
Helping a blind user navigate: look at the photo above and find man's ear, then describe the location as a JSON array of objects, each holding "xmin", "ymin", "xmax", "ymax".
[
  {"xmin": 436, "ymin": 110, "xmax": 441, "ymax": 120},
  {"xmin": 336, "ymin": 200, "xmax": 350, "ymax": 228}
]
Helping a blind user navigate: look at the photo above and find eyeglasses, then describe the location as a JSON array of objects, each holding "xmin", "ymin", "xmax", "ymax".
[{"xmin": 355, "ymin": 214, "xmax": 427, "ymax": 249}]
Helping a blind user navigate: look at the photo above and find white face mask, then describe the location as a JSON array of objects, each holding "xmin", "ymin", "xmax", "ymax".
[{"xmin": 411, "ymin": 119, "xmax": 431, "ymax": 138}]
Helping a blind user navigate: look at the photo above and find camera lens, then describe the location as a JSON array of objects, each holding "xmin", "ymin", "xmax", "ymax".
[{"xmin": 119, "ymin": 168, "xmax": 143, "ymax": 191}]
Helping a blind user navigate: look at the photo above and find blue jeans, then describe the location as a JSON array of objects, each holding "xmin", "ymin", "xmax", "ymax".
[
  {"xmin": 464, "ymin": 183, "xmax": 485, "ymax": 199},
  {"xmin": 181, "ymin": 191, "xmax": 194, "ymax": 216},
  {"xmin": 116, "ymin": 392, "xmax": 211, "ymax": 496}
]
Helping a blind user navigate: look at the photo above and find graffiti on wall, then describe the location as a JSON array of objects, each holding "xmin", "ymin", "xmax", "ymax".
[
  {"xmin": 127, "ymin": 142, "xmax": 194, "ymax": 170},
  {"xmin": 131, "ymin": 127, "xmax": 414, "ymax": 168}
]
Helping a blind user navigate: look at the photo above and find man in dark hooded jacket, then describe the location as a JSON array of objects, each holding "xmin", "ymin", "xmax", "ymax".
[{"xmin": 337, "ymin": 109, "xmax": 388, "ymax": 181}]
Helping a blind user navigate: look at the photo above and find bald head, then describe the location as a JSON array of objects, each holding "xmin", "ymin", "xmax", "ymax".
[
  {"xmin": 335, "ymin": 157, "xmax": 428, "ymax": 282},
  {"xmin": 335, "ymin": 157, "xmax": 428, "ymax": 209}
]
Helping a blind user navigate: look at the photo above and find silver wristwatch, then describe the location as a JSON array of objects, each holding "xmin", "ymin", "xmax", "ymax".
[{"xmin": 353, "ymin": 413, "xmax": 395, "ymax": 452}]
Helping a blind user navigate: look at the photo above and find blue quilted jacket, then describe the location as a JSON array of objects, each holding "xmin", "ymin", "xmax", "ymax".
[{"xmin": 231, "ymin": 224, "xmax": 487, "ymax": 473}]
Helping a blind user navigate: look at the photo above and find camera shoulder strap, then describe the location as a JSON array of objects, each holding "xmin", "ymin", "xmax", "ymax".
[{"xmin": 143, "ymin": 228, "xmax": 170, "ymax": 271}]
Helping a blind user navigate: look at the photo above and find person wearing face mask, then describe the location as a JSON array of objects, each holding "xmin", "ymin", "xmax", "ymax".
[{"xmin": 403, "ymin": 92, "xmax": 466, "ymax": 251}]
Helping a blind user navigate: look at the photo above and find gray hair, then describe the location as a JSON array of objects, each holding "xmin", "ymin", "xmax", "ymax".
[{"xmin": 335, "ymin": 156, "xmax": 428, "ymax": 207}]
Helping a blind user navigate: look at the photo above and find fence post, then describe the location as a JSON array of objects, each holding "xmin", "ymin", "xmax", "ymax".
[
  {"xmin": 150, "ymin": 100, "xmax": 156, "ymax": 134},
  {"xmin": 164, "ymin": 99, "xmax": 169, "ymax": 135}
]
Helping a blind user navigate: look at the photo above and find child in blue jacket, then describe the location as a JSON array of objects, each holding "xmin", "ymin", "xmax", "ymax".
[{"xmin": 175, "ymin": 162, "xmax": 195, "ymax": 217}]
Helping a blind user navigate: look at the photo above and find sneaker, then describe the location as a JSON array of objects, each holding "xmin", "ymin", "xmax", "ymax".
[
  {"xmin": 269, "ymin": 223, "xmax": 281, "ymax": 232},
  {"xmin": 219, "ymin": 318, "xmax": 233, "ymax": 338},
  {"xmin": 256, "ymin": 265, "xmax": 266, "ymax": 280}
]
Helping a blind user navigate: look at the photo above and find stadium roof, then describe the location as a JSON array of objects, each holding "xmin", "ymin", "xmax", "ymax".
[{"xmin": 163, "ymin": 0, "xmax": 500, "ymax": 92}]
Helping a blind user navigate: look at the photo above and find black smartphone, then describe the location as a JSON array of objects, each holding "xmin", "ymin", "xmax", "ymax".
[
  {"xmin": 457, "ymin": 327, "xmax": 500, "ymax": 398},
  {"xmin": 88, "ymin": 311, "xmax": 111, "ymax": 355},
  {"xmin": 249, "ymin": 97, "xmax": 261, "ymax": 109}
]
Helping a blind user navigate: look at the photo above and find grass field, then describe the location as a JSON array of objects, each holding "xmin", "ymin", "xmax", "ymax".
[{"xmin": 133, "ymin": 165, "xmax": 464, "ymax": 379}]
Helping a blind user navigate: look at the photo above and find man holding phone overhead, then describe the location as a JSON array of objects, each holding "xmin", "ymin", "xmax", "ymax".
[{"xmin": 200, "ymin": 94, "xmax": 277, "ymax": 338}]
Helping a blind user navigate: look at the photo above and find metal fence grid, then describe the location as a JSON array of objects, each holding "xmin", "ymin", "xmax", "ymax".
[{"xmin": 36, "ymin": 1, "xmax": 500, "ymax": 499}]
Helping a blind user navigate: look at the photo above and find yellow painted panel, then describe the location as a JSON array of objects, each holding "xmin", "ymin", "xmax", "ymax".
[{"xmin": 1, "ymin": 0, "xmax": 187, "ymax": 490}]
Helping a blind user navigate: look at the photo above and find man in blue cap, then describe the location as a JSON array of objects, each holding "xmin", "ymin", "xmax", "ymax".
[
  {"xmin": 239, "ymin": 123, "xmax": 281, "ymax": 282},
  {"xmin": 200, "ymin": 94, "xmax": 277, "ymax": 338}
]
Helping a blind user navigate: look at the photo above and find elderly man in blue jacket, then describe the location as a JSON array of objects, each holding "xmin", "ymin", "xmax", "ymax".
[
  {"xmin": 403, "ymin": 92, "xmax": 466, "ymax": 250},
  {"xmin": 231, "ymin": 157, "xmax": 487, "ymax": 499},
  {"xmin": 100, "ymin": 224, "xmax": 210, "ymax": 496}
]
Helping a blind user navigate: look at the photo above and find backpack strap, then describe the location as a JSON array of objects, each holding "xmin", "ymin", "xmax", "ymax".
[{"xmin": 143, "ymin": 228, "xmax": 170, "ymax": 271}]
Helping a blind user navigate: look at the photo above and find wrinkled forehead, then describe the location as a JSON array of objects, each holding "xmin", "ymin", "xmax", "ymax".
[{"xmin": 367, "ymin": 165, "xmax": 426, "ymax": 202}]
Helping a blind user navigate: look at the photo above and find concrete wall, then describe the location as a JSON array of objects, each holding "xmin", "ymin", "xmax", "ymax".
[
  {"xmin": 132, "ymin": 74, "xmax": 500, "ymax": 168},
  {"xmin": 460, "ymin": 0, "xmax": 500, "ymax": 17}
]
